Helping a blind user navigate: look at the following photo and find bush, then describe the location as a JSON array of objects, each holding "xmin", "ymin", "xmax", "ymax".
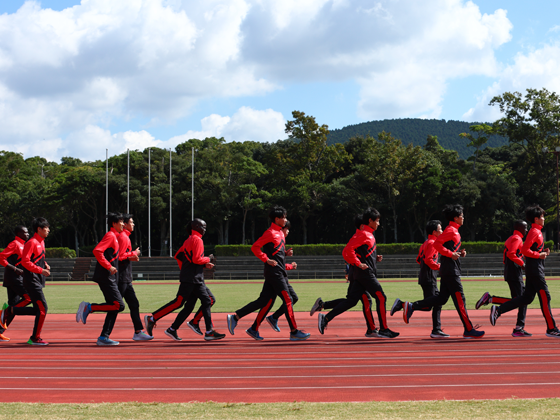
[
  {"xmin": 215, "ymin": 240, "xmax": 556, "ymax": 256},
  {"xmin": 46, "ymin": 248, "xmax": 76, "ymax": 258}
]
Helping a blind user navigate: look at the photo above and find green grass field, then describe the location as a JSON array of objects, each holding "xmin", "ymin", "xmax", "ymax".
[
  {"xmin": 41, "ymin": 277, "xmax": 560, "ymax": 314},
  {"xmin": 4, "ymin": 277, "xmax": 560, "ymax": 419}
]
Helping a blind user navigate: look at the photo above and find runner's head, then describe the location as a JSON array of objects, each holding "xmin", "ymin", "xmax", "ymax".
[
  {"xmin": 513, "ymin": 219, "xmax": 528, "ymax": 236},
  {"xmin": 31, "ymin": 217, "xmax": 50, "ymax": 238},
  {"xmin": 426, "ymin": 220, "xmax": 442, "ymax": 236},
  {"xmin": 107, "ymin": 212, "xmax": 124, "ymax": 232},
  {"xmin": 525, "ymin": 204, "xmax": 545, "ymax": 226},
  {"xmin": 15, "ymin": 225, "xmax": 29, "ymax": 241},
  {"xmin": 442, "ymin": 204, "xmax": 464, "ymax": 224},
  {"xmin": 189, "ymin": 218, "xmax": 207, "ymax": 236},
  {"xmin": 269, "ymin": 205, "xmax": 287, "ymax": 228}
]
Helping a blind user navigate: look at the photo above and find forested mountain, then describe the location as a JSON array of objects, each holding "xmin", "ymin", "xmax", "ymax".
[{"xmin": 327, "ymin": 118, "xmax": 508, "ymax": 159}]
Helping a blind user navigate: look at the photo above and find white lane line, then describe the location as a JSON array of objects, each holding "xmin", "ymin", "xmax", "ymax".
[
  {"xmin": 1, "ymin": 370, "xmax": 559, "ymax": 380},
  {"xmin": 3, "ymin": 360, "xmax": 560, "ymax": 369},
  {"xmin": 1, "ymin": 382, "xmax": 560, "ymax": 391}
]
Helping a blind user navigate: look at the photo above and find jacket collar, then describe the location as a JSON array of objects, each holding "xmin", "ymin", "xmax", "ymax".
[
  {"xmin": 513, "ymin": 230, "xmax": 524, "ymax": 238},
  {"xmin": 270, "ymin": 222, "xmax": 283, "ymax": 231},
  {"xmin": 449, "ymin": 221, "xmax": 460, "ymax": 230},
  {"xmin": 192, "ymin": 230, "xmax": 203, "ymax": 238},
  {"xmin": 531, "ymin": 223, "xmax": 543, "ymax": 231},
  {"xmin": 32, "ymin": 232, "xmax": 44, "ymax": 243},
  {"xmin": 121, "ymin": 229, "xmax": 132, "ymax": 237}
]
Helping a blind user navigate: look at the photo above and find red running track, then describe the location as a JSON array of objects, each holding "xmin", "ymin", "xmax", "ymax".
[{"xmin": 1, "ymin": 308, "xmax": 560, "ymax": 403}]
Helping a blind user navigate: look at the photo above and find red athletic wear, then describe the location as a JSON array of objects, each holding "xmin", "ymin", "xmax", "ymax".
[
  {"xmin": 433, "ymin": 221, "xmax": 461, "ymax": 277},
  {"xmin": 0, "ymin": 236, "xmax": 25, "ymax": 288}
]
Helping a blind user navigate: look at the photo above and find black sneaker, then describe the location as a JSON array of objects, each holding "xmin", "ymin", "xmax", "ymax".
[
  {"xmin": 430, "ymin": 329, "xmax": 450, "ymax": 338},
  {"xmin": 403, "ymin": 302, "xmax": 414, "ymax": 324},
  {"xmin": 475, "ymin": 292, "xmax": 491, "ymax": 310},
  {"xmin": 144, "ymin": 314, "xmax": 156, "ymax": 336},
  {"xmin": 490, "ymin": 305, "xmax": 499, "ymax": 326},
  {"xmin": 378, "ymin": 328, "xmax": 399, "ymax": 338},
  {"xmin": 390, "ymin": 298, "xmax": 403, "ymax": 316},
  {"xmin": 318, "ymin": 313, "xmax": 328, "ymax": 334},
  {"xmin": 365, "ymin": 328, "xmax": 380, "ymax": 338},
  {"xmin": 187, "ymin": 321, "xmax": 203, "ymax": 336},
  {"xmin": 546, "ymin": 328, "xmax": 560, "ymax": 338},
  {"xmin": 310, "ymin": 298, "xmax": 324, "ymax": 316},
  {"xmin": 165, "ymin": 328, "xmax": 182, "ymax": 341},
  {"xmin": 245, "ymin": 327, "xmax": 264, "ymax": 341},
  {"xmin": 204, "ymin": 330, "xmax": 226, "ymax": 341},
  {"xmin": 463, "ymin": 328, "xmax": 485, "ymax": 338},
  {"xmin": 512, "ymin": 328, "xmax": 532, "ymax": 337}
]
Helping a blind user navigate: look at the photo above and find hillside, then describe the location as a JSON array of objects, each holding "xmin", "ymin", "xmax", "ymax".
[{"xmin": 327, "ymin": 118, "xmax": 508, "ymax": 160}]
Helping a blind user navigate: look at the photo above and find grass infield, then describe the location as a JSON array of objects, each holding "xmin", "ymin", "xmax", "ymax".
[
  {"xmin": 40, "ymin": 277, "xmax": 560, "ymax": 314},
  {"xmin": 1, "ymin": 399, "xmax": 560, "ymax": 420}
]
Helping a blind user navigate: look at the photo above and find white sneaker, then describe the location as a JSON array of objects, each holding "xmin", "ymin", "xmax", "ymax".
[{"xmin": 133, "ymin": 331, "xmax": 153, "ymax": 341}]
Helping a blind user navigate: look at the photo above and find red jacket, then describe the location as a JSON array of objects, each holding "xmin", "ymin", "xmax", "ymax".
[
  {"xmin": 503, "ymin": 230, "xmax": 524, "ymax": 282},
  {"xmin": 434, "ymin": 221, "xmax": 461, "ymax": 277},
  {"xmin": 251, "ymin": 223, "xmax": 286, "ymax": 278},
  {"xmin": 175, "ymin": 231, "xmax": 210, "ymax": 284},
  {"xmin": 342, "ymin": 226, "xmax": 378, "ymax": 278},
  {"xmin": 117, "ymin": 229, "xmax": 136, "ymax": 284},
  {"xmin": 0, "ymin": 236, "xmax": 26, "ymax": 287},
  {"xmin": 521, "ymin": 223, "xmax": 545, "ymax": 278},
  {"xmin": 416, "ymin": 234, "xmax": 440, "ymax": 285},
  {"xmin": 92, "ymin": 228, "xmax": 120, "ymax": 283},
  {"xmin": 21, "ymin": 233, "xmax": 47, "ymax": 286}
]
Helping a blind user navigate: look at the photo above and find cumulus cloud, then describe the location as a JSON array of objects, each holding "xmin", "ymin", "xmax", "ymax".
[
  {"xmin": 168, "ymin": 106, "xmax": 286, "ymax": 145},
  {"xmin": 463, "ymin": 43, "xmax": 560, "ymax": 121},
  {"xmin": 0, "ymin": 0, "xmax": 514, "ymax": 160}
]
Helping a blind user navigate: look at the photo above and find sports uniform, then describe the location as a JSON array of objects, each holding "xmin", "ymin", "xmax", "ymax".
[
  {"xmin": 77, "ymin": 227, "xmax": 125, "ymax": 345},
  {"xmin": 406, "ymin": 221, "xmax": 483, "ymax": 338},
  {"xmin": 492, "ymin": 223, "xmax": 559, "ymax": 335},
  {"xmin": 0, "ymin": 236, "xmax": 32, "ymax": 339},
  {"xmin": 416, "ymin": 234, "xmax": 444, "ymax": 335}
]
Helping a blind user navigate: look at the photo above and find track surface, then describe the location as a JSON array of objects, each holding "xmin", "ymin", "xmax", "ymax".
[{"xmin": 2, "ymin": 308, "xmax": 560, "ymax": 403}]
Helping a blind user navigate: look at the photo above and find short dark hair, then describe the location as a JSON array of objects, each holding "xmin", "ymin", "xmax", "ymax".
[
  {"xmin": 362, "ymin": 208, "xmax": 380, "ymax": 225},
  {"xmin": 14, "ymin": 225, "xmax": 27, "ymax": 236},
  {"xmin": 107, "ymin": 212, "xmax": 124, "ymax": 226},
  {"xmin": 354, "ymin": 214, "xmax": 364, "ymax": 230},
  {"xmin": 283, "ymin": 220, "xmax": 291, "ymax": 230},
  {"xmin": 31, "ymin": 217, "xmax": 49, "ymax": 233},
  {"xmin": 426, "ymin": 220, "xmax": 441, "ymax": 236},
  {"xmin": 526, "ymin": 204, "xmax": 545, "ymax": 223},
  {"xmin": 122, "ymin": 213, "xmax": 134, "ymax": 224},
  {"xmin": 513, "ymin": 219, "xmax": 527, "ymax": 232},
  {"xmin": 269, "ymin": 205, "xmax": 287, "ymax": 221},
  {"xmin": 442, "ymin": 204, "xmax": 463, "ymax": 221}
]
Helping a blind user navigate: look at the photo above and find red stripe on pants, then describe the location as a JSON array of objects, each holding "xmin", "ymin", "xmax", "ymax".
[
  {"xmin": 375, "ymin": 291, "xmax": 387, "ymax": 329},
  {"xmin": 361, "ymin": 294, "xmax": 376, "ymax": 330},
  {"xmin": 15, "ymin": 294, "xmax": 32, "ymax": 307},
  {"xmin": 282, "ymin": 290, "xmax": 297, "ymax": 330},
  {"xmin": 539, "ymin": 289, "xmax": 555, "ymax": 330},
  {"xmin": 153, "ymin": 296, "xmax": 184, "ymax": 321},
  {"xmin": 254, "ymin": 299, "xmax": 274, "ymax": 331},
  {"xmin": 91, "ymin": 301, "xmax": 121, "ymax": 312},
  {"xmin": 454, "ymin": 291, "xmax": 473, "ymax": 331},
  {"xmin": 35, "ymin": 300, "xmax": 46, "ymax": 339}
]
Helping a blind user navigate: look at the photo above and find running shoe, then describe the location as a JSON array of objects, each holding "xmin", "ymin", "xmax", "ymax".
[
  {"xmin": 290, "ymin": 329, "xmax": 310, "ymax": 341},
  {"xmin": 0, "ymin": 309, "xmax": 7, "ymax": 330},
  {"xmin": 1, "ymin": 302, "xmax": 7, "ymax": 311},
  {"xmin": 475, "ymin": 292, "xmax": 491, "ymax": 310},
  {"xmin": 204, "ymin": 330, "xmax": 226, "ymax": 341},
  {"xmin": 546, "ymin": 328, "xmax": 560, "ymax": 338},
  {"xmin": 227, "ymin": 314, "xmax": 237, "ymax": 335},
  {"xmin": 430, "ymin": 329, "xmax": 450, "ymax": 339},
  {"xmin": 0, "ymin": 333, "xmax": 10, "ymax": 342},
  {"xmin": 165, "ymin": 328, "xmax": 182, "ymax": 341},
  {"xmin": 246, "ymin": 327, "xmax": 263, "ymax": 341},
  {"xmin": 27, "ymin": 337, "xmax": 49, "ymax": 346},
  {"xmin": 463, "ymin": 328, "xmax": 485, "ymax": 338},
  {"xmin": 365, "ymin": 329, "xmax": 380, "ymax": 338},
  {"xmin": 76, "ymin": 301, "xmax": 91, "ymax": 324},
  {"xmin": 310, "ymin": 297, "xmax": 324, "ymax": 316},
  {"xmin": 378, "ymin": 328, "xmax": 399, "ymax": 338},
  {"xmin": 187, "ymin": 320, "xmax": 203, "ymax": 336},
  {"xmin": 490, "ymin": 305, "xmax": 499, "ymax": 326},
  {"xmin": 145, "ymin": 314, "xmax": 156, "ymax": 336},
  {"xmin": 512, "ymin": 328, "xmax": 532, "ymax": 337},
  {"xmin": 403, "ymin": 301, "xmax": 414, "ymax": 324},
  {"xmin": 266, "ymin": 315, "xmax": 281, "ymax": 332},
  {"xmin": 97, "ymin": 336, "xmax": 119, "ymax": 346},
  {"xmin": 133, "ymin": 331, "xmax": 153, "ymax": 341},
  {"xmin": 318, "ymin": 313, "xmax": 328, "ymax": 334},
  {"xmin": 390, "ymin": 298, "xmax": 403, "ymax": 316}
]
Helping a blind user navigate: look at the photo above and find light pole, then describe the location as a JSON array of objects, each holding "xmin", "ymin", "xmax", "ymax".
[{"xmin": 543, "ymin": 146, "xmax": 560, "ymax": 251}]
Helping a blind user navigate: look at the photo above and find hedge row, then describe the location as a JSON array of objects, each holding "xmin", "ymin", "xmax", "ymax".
[
  {"xmin": 215, "ymin": 241, "xmax": 555, "ymax": 256},
  {"xmin": 0, "ymin": 247, "xmax": 76, "ymax": 258}
]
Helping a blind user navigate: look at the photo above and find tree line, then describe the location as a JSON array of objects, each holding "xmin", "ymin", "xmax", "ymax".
[{"xmin": 1, "ymin": 88, "xmax": 560, "ymax": 254}]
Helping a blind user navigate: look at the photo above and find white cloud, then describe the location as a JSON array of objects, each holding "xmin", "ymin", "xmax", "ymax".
[
  {"xmin": 463, "ymin": 43, "xmax": 560, "ymax": 121},
  {"xmin": 0, "ymin": 0, "xmax": 515, "ymax": 160},
  {"xmin": 168, "ymin": 106, "xmax": 286, "ymax": 145}
]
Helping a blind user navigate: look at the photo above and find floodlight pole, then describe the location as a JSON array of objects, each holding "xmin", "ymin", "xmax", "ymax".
[
  {"xmin": 169, "ymin": 148, "xmax": 172, "ymax": 257},
  {"xmin": 148, "ymin": 148, "xmax": 151, "ymax": 258},
  {"xmin": 127, "ymin": 149, "xmax": 130, "ymax": 213},
  {"xmin": 105, "ymin": 149, "xmax": 108, "ymax": 233}
]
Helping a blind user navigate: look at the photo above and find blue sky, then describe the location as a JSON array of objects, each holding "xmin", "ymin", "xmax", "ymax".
[{"xmin": 1, "ymin": 0, "xmax": 559, "ymax": 161}]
